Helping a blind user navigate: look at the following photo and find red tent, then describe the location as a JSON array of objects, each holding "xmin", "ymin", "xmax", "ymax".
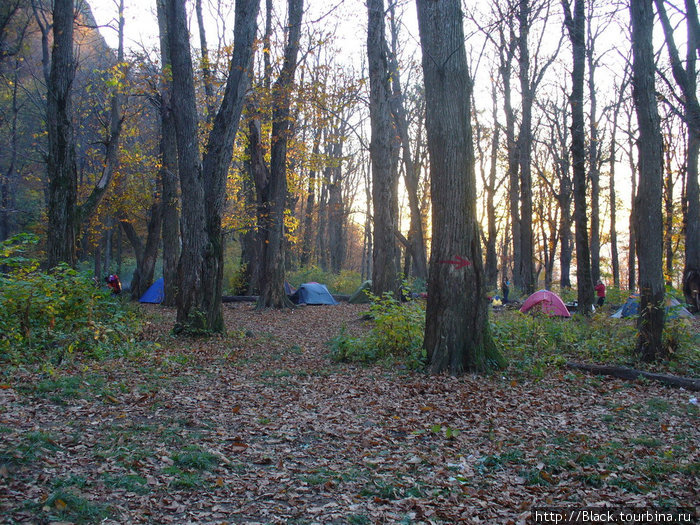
[{"xmin": 520, "ymin": 290, "xmax": 571, "ymax": 317}]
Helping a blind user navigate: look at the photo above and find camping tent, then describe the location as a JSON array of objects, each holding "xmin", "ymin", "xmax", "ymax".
[
  {"xmin": 520, "ymin": 290, "xmax": 571, "ymax": 317},
  {"xmin": 290, "ymin": 282, "xmax": 338, "ymax": 305},
  {"xmin": 611, "ymin": 294, "xmax": 693, "ymax": 319},
  {"xmin": 349, "ymin": 280, "xmax": 372, "ymax": 304},
  {"xmin": 139, "ymin": 278, "xmax": 164, "ymax": 304}
]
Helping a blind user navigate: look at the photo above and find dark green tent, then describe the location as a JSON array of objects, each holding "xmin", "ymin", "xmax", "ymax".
[{"xmin": 349, "ymin": 280, "xmax": 372, "ymax": 304}]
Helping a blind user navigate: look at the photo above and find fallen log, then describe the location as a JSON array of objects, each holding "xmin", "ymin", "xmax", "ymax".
[
  {"xmin": 222, "ymin": 296, "xmax": 257, "ymax": 303},
  {"xmin": 566, "ymin": 361, "xmax": 700, "ymax": 391}
]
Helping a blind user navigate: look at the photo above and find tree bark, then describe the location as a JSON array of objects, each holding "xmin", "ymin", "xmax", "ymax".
[
  {"xmin": 300, "ymin": 130, "xmax": 321, "ymax": 268},
  {"xmin": 630, "ymin": 0, "xmax": 665, "ymax": 361},
  {"xmin": 563, "ymin": 0, "xmax": 594, "ymax": 314},
  {"xmin": 200, "ymin": 0, "xmax": 260, "ymax": 326},
  {"xmin": 517, "ymin": 0, "xmax": 535, "ymax": 295},
  {"xmin": 654, "ymin": 0, "xmax": 700, "ymax": 308},
  {"xmin": 195, "ymin": 0, "xmax": 216, "ymax": 121},
  {"xmin": 586, "ymin": 20, "xmax": 600, "ymax": 284},
  {"xmin": 417, "ymin": 0, "xmax": 503, "ymax": 375},
  {"xmin": 156, "ymin": 0, "xmax": 180, "ymax": 307},
  {"xmin": 367, "ymin": 0, "xmax": 400, "ymax": 297},
  {"xmin": 45, "ymin": 0, "xmax": 78, "ymax": 269},
  {"xmin": 257, "ymin": 0, "xmax": 302, "ymax": 308},
  {"xmin": 166, "ymin": 0, "xmax": 207, "ymax": 331},
  {"xmin": 498, "ymin": 24, "xmax": 521, "ymax": 294},
  {"xmin": 387, "ymin": 6, "xmax": 427, "ymax": 281}
]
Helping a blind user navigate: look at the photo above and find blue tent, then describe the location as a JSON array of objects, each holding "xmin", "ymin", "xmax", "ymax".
[
  {"xmin": 139, "ymin": 278, "xmax": 165, "ymax": 304},
  {"xmin": 611, "ymin": 293, "xmax": 692, "ymax": 319},
  {"xmin": 290, "ymin": 282, "xmax": 337, "ymax": 305}
]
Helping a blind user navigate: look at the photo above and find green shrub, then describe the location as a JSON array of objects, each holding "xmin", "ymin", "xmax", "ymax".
[
  {"xmin": 330, "ymin": 293, "xmax": 426, "ymax": 369},
  {"xmin": 0, "ymin": 234, "xmax": 141, "ymax": 369}
]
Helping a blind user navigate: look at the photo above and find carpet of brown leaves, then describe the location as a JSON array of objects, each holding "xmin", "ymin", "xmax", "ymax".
[{"xmin": 1, "ymin": 303, "xmax": 698, "ymax": 524}]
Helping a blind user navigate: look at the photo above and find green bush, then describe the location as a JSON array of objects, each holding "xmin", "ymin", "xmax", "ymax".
[
  {"xmin": 0, "ymin": 234, "xmax": 141, "ymax": 368},
  {"xmin": 330, "ymin": 293, "xmax": 426, "ymax": 369}
]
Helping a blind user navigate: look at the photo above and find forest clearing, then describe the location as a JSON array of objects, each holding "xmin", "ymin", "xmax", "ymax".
[{"xmin": 1, "ymin": 302, "xmax": 698, "ymax": 524}]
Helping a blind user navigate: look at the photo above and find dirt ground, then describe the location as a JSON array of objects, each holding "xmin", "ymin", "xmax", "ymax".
[{"xmin": 1, "ymin": 302, "xmax": 698, "ymax": 524}]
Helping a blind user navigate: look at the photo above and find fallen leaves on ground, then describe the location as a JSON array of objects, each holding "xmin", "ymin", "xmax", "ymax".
[{"xmin": 0, "ymin": 303, "xmax": 697, "ymax": 524}]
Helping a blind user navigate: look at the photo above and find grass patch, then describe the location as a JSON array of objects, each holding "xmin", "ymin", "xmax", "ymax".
[
  {"xmin": 173, "ymin": 446, "xmax": 219, "ymax": 471},
  {"xmin": 37, "ymin": 489, "xmax": 110, "ymax": 524},
  {"xmin": 101, "ymin": 473, "xmax": 149, "ymax": 493}
]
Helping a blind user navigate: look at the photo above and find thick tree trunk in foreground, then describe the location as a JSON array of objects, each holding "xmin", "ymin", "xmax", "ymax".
[
  {"xmin": 167, "ymin": 0, "xmax": 259, "ymax": 330},
  {"xmin": 417, "ymin": 0, "xmax": 503, "ymax": 375},
  {"xmin": 257, "ymin": 0, "xmax": 302, "ymax": 308},
  {"xmin": 166, "ymin": 0, "xmax": 207, "ymax": 332},
  {"xmin": 630, "ymin": 0, "xmax": 665, "ymax": 361},
  {"xmin": 200, "ymin": 0, "xmax": 259, "ymax": 327},
  {"xmin": 367, "ymin": 0, "xmax": 400, "ymax": 298},
  {"xmin": 46, "ymin": 0, "xmax": 78, "ymax": 269},
  {"xmin": 563, "ymin": 0, "xmax": 594, "ymax": 314}
]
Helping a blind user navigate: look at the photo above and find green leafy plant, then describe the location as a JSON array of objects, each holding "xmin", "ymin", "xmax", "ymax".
[
  {"xmin": 330, "ymin": 293, "xmax": 426, "ymax": 369},
  {"xmin": 0, "ymin": 234, "xmax": 141, "ymax": 370}
]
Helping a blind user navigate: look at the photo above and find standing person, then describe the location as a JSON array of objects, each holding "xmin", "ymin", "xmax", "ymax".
[
  {"xmin": 594, "ymin": 279, "xmax": 606, "ymax": 307},
  {"xmin": 501, "ymin": 277, "xmax": 510, "ymax": 303}
]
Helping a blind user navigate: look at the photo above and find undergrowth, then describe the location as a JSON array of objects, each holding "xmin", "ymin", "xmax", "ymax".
[
  {"xmin": 330, "ymin": 293, "xmax": 426, "ymax": 370},
  {"xmin": 330, "ymin": 290, "xmax": 698, "ymax": 377},
  {"xmin": 0, "ymin": 234, "xmax": 144, "ymax": 374}
]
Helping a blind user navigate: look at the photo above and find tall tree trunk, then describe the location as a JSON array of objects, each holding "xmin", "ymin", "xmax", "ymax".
[
  {"xmin": 200, "ymin": 0, "xmax": 259, "ymax": 325},
  {"xmin": 257, "ymin": 0, "xmax": 302, "ymax": 308},
  {"xmin": 627, "ymin": 108, "xmax": 638, "ymax": 291},
  {"xmin": 563, "ymin": 0, "xmax": 594, "ymax": 313},
  {"xmin": 685, "ymin": 133, "xmax": 700, "ymax": 311},
  {"xmin": 630, "ymin": 0, "xmax": 665, "ymax": 361},
  {"xmin": 609, "ymin": 73, "xmax": 627, "ymax": 289},
  {"xmin": 45, "ymin": 0, "xmax": 78, "ymax": 268},
  {"xmin": 654, "ymin": 0, "xmax": 700, "ymax": 309},
  {"xmin": 417, "ymin": 0, "xmax": 503, "ymax": 375},
  {"xmin": 663, "ymin": 137, "xmax": 674, "ymax": 284},
  {"xmin": 168, "ymin": 0, "xmax": 259, "ymax": 330},
  {"xmin": 517, "ymin": 0, "xmax": 535, "ymax": 295},
  {"xmin": 317, "ymin": 174, "xmax": 329, "ymax": 271},
  {"xmin": 195, "ymin": 0, "xmax": 216, "ymax": 121},
  {"xmin": 328, "ymin": 138, "xmax": 346, "ymax": 274},
  {"xmin": 484, "ymin": 83, "xmax": 501, "ymax": 289},
  {"xmin": 387, "ymin": 6, "xmax": 427, "ymax": 281},
  {"xmin": 300, "ymin": 130, "xmax": 321, "ymax": 268},
  {"xmin": 156, "ymin": 0, "xmax": 180, "ymax": 307},
  {"xmin": 1, "ymin": 62, "xmax": 21, "ymax": 242},
  {"xmin": 587, "ymin": 31, "xmax": 600, "ymax": 284},
  {"xmin": 166, "ymin": 0, "xmax": 207, "ymax": 330},
  {"xmin": 499, "ymin": 26, "xmax": 521, "ymax": 293},
  {"xmin": 367, "ymin": 0, "xmax": 400, "ymax": 297}
]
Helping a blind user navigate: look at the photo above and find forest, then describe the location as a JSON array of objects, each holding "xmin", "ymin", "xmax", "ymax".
[{"xmin": 0, "ymin": 0, "xmax": 699, "ymax": 522}]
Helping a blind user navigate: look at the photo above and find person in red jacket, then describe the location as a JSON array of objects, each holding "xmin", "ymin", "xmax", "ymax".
[
  {"xmin": 105, "ymin": 274, "xmax": 122, "ymax": 295},
  {"xmin": 594, "ymin": 279, "xmax": 606, "ymax": 307}
]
